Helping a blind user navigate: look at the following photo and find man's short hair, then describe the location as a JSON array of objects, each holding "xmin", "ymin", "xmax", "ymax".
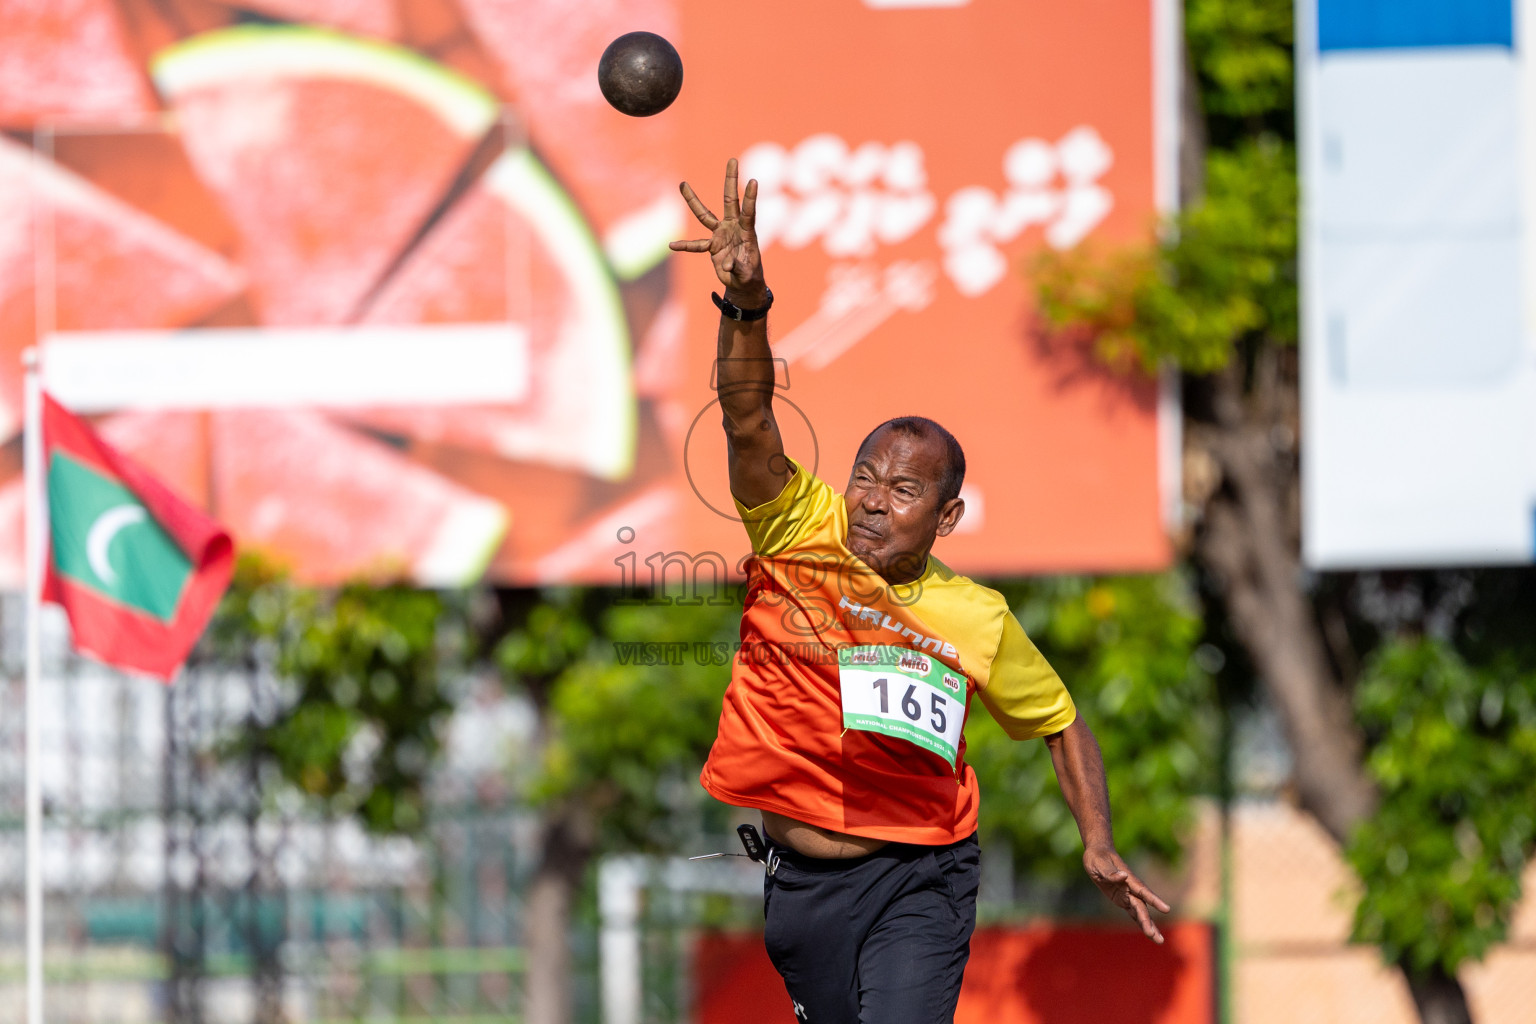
[{"xmin": 856, "ymin": 416, "xmax": 966, "ymax": 505}]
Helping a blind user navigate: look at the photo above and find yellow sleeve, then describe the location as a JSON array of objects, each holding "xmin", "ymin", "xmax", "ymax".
[
  {"xmin": 975, "ymin": 612, "xmax": 1077, "ymax": 740},
  {"xmin": 732, "ymin": 458, "xmax": 840, "ymax": 557}
]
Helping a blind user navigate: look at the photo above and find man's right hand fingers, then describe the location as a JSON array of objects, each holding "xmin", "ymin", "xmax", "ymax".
[
  {"xmin": 723, "ymin": 157, "xmax": 739, "ymax": 220},
  {"xmin": 669, "ymin": 239, "xmax": 713, "ymax": 252},
  {"xmin": 679, "ymin": 181, "xmax": 719, "ymax": 230},
  {"xmin": 742, "ymin": 178, "xmax": 758, "ymax": 230}
]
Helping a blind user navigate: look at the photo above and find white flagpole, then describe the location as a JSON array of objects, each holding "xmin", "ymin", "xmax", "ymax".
[{"xmin": 22, "ymin": 347, "xmax": 46, "ymax": 1024}]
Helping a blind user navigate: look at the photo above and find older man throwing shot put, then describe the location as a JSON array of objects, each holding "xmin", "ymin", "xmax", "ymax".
[{"xmin": 670, "ymin": 159, "xmax": 1170, "ymax": 1024}]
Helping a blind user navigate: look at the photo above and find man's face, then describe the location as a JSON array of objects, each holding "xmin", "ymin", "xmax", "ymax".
[{"xmin": 844, "ymin": 428, "xmax": 965, "ymax": 584}]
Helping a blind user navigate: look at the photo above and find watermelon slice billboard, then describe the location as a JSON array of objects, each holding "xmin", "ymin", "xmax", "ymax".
[{"xmin": 0, "ymin": 0, "xmax": 1176, "ymax": 587}]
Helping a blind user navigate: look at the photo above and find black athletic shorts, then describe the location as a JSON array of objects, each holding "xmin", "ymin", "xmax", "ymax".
[{"xmin": 760, "ymin": 831, "xmax": 981, "ymax": 1024}]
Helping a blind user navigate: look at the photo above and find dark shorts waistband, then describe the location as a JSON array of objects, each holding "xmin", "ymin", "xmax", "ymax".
[{"xmin": 765, "ymin": 831, "xmax": 977, "ymax": 874}]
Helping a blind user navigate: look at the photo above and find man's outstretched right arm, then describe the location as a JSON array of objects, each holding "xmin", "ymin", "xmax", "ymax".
[{"xmin": 671, "ymin": 158, "xmax": 791, "ymax": 508}]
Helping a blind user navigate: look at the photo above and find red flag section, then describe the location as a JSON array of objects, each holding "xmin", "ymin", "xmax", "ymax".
[{"xmin": 40, "ymin": 394, "xmax": 233, "ymax": 680}]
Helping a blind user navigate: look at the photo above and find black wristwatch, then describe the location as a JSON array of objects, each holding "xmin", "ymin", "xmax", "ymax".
[{"xmin": 712, "ymin": 288, "xmax": 774, "ymax": 322}]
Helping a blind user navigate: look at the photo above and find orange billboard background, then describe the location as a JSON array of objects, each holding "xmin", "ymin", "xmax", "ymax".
[{"xmin": 0, "ymin": 0, "xmax": 1171, "ymax": 587}]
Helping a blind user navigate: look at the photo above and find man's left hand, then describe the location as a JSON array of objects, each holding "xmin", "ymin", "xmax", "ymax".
[{"xmin": 1083, "ymin": 844, "xmax": 1172, "ymax": 944}]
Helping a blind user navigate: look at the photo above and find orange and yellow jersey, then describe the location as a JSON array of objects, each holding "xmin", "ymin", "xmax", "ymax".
[{"xmin": 699, "ymin": 459, "xmax": 1076, "ymax": 845}]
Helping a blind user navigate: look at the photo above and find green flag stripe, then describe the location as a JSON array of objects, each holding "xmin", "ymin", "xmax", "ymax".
[{"xmin": 48, "ymin": 453, "xmax": 193, "ymax": 623}]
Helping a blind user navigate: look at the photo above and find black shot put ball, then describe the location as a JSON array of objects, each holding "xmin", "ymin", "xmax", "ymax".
[{"xmin": 598, "ymin": 31, "xmax": 683, "ymax": 117}]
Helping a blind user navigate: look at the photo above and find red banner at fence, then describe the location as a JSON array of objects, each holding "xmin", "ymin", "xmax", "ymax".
[{"xmin": 695, "ymin": 923, "xmax": 1215, "ymax": 1024}]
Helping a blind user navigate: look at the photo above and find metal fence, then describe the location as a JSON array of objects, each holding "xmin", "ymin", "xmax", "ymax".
[
  {"xmin": 5, "ymin": 597, "xmax": 1535, "ymax": 1024},
  {"xmin": 0, "ymin": 598, "xmax": 551, "ymax": 1024}
]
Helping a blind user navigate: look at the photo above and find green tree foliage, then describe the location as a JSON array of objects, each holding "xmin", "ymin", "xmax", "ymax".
[
  {"xmin": 966, "ymin": 575, "xmax": 1217, "ymax": 880},
  {"xmin": 1026, "ymin": 0, "xmax": 1536, "ymax": 1004},
  {"xmin": 1034, "ymin": 0, "xmax": 1297, "ymax": 376},
  {"xmin": 1347, "ymin": 639, "xmax": 1536, "ymax": 974},
  {"xmin": 200, "ymin": 556, "xmax": 461, "ymax": 832},
  {"xmin": 492, "ymin": 589, "xmax": 742, "ymax": 1024},
  {"xmin": 1033, "ymin": 136, "xmax": 1295, "ymax": 376},
  {"xmin": 1184, "ymin": 0, "xmax": 1294, "ymax": 139},
  {"xmin": 495, "ymin": 590, "xmax": 740, "ymax": 852}
]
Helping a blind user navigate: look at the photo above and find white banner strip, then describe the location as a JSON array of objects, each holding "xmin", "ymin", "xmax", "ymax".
[{"xmin": 41, "ymin": 323, "xmax": 529, "ymax": 411}]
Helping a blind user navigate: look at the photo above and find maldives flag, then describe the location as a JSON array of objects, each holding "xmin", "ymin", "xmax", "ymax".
[{"xmin": 40, "ymin": 395, "xmax": 234, "ymax": 681}]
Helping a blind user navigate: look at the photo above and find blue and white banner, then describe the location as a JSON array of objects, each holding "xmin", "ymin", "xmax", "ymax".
[{"xmin": 1300, "ymin": 0, "xmax": 1536, "ymax": 566}]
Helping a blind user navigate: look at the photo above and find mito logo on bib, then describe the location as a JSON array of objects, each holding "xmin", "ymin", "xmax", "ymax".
[{"xmin": 837, "ymin": 645, "xmax": 968, "ymax": 767}]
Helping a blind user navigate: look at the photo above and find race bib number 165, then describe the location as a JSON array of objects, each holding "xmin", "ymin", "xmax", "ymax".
[{"xmin": 838, "ymin": 645, "xmax": 967, "ymax": 767}]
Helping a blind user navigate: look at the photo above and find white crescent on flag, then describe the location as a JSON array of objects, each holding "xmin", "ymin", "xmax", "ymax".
[{"xmin": 85, "ymin": 504, "xmax": 147, "ymax": 587}]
